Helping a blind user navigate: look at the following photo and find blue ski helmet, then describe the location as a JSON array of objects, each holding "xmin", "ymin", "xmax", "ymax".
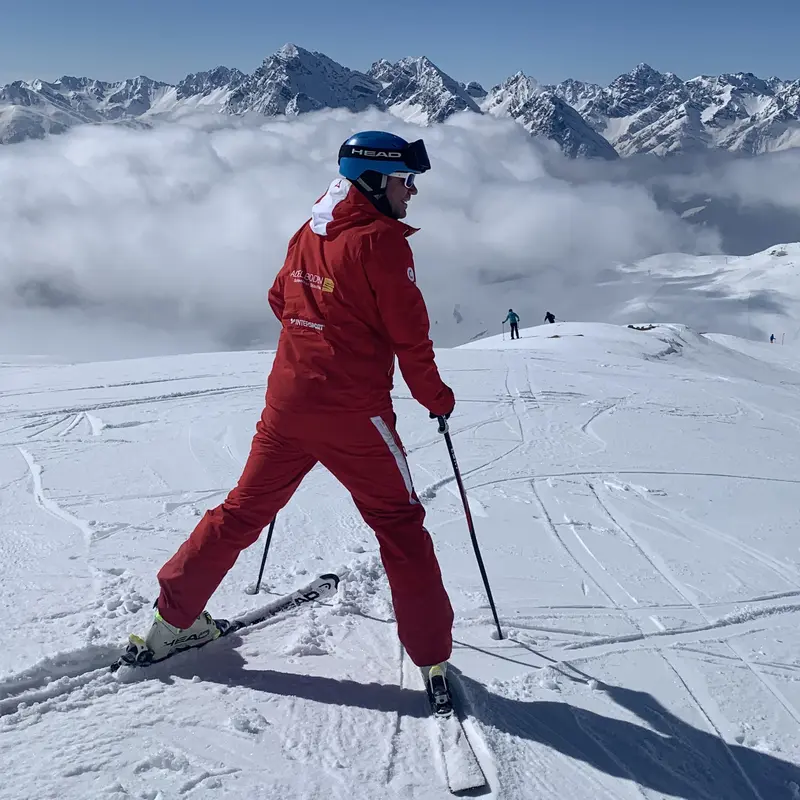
[{"xmin": 338, "ymin": 131, "xmax": 431, "ymax": 181}]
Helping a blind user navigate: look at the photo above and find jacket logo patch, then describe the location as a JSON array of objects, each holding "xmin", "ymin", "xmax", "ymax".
[
  {"xmin": 407, "ymin": 267, "xmax": 416, "ymax": 283},
  {"xmin": 290, "ymin": 318, "xmax": 324, "ymax": 331},
  {"xmin": 291, "ymin": 269, "xmax": 334, "ymax": 293}
]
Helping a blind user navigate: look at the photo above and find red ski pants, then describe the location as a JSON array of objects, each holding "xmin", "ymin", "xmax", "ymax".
[{"xmin": 156, "ymin": 404, "xmax": 454, "ymax": 666}]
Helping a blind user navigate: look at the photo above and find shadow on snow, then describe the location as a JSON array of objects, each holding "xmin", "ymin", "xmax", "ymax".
[{"xmin": 156, "ymin": 639, "xmax": 800, "ymax": 800}]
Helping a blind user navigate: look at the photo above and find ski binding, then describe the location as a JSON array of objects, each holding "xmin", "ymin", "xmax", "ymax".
[{"xmin": 112, "ymin": 573, "xmax": 339, "ymax": 672}]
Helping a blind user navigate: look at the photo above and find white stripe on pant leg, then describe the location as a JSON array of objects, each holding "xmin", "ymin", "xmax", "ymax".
[{"xmin": 370, "ymin": 415, "xmax": 418, "ymax": 505}]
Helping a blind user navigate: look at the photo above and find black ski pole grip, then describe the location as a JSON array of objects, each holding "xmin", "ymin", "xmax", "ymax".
[{"xmin": 437, "ymin": 415, "xmax": 448, "ymax": 434}]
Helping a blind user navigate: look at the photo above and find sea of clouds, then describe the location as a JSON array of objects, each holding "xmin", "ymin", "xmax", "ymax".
[{"xmin": 1, "ymin": 107, "xmax": 798, "ymax": 360}]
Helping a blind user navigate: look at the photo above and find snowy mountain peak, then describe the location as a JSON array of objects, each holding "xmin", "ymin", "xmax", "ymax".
[
  {"xmin": 367, "ymin": 59, "xmax": 395, "ymax": 85},
  {"xmin": 371, "ymin": 55, "xmax": 481, "ymax": 125},
  {"xmin": 399, "ymin": 56, "xmax": 438, "ymax": 73},
  {"xmin": 481, "ymin": 72, "xmax": 541, "ymax": 117},
  {"xmin": 279, "ymin": 43, "xmax": 301, "ymax": 59},
  {"xmin": 511, "ymin": 90, "xmax": 620, "ymax": 160},
  {"xmin": 0, "ymin": 73, "xmax": 176, "ymax": 143},
  {"xmin": 506, "ymin": 71, "xmax": 541, "ymax": 95},
  {"xmin": 551, "ymin": 77, "xmax": 605, "ymax": 112},
  {"xmin": 464, "ymin": 81, "xmax": 487, "ymax": 100},
  {"xmin": 480, "ymin": 73, "xmax": 617, "ymax": 159},
  {"xmin": 627, "ymin": 62, "xmax": 664, "ymax": 82},
  {"xmin": 176, "ymin": 66, "xmax": 246, "ymax": 100},
  {"xmin": 51, "ymin": 76, "xmax": 104, "ymax": 92},
  {"xmin": 605, "ymin": 63, "xmax": 686, "ymax": 116},
  {"xmin": 689, "ymin": 71, "xmax": 779, "ymax": 96},
  {"xmin": 224, "ymin": 43, "xmax": 381, "ymax": 117}
]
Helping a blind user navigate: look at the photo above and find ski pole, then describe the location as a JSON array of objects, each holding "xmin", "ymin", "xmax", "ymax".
[
  {"xmin": 436, "ymin": 416, "xmax": 503, "ymax": 640},
  {"xmin": 249, "ymin": 517, "xmax": 277, "ymax": 595},
  {"xmin": 502, "ymin": 321, "xmax": 506, "ymax": 340}
]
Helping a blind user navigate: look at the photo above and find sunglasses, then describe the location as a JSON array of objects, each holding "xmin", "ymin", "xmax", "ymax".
[{"xmin": 390, "ymin": 172, "xmax": 416, "ymax": 189}]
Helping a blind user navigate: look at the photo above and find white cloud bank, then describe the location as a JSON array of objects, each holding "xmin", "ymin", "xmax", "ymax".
[{"xmin": 0, "ymin": 108, "xmax": 768, "ymax": 360}]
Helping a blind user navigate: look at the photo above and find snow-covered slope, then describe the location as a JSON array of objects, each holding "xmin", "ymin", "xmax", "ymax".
[
  {"xmin": 610, "ymin": 242, "xmax": 800, "ymax": 343},
  {"xmin": 144, "ymin": 67, "xmax": 248, "ymax": 118},
  {"xmin": 4, "ymin": 324, "xmax": 800, "ymax": 797},
  {"xmin": 417, "ymin": 243, "xmax": 800, "ymax": 352}
]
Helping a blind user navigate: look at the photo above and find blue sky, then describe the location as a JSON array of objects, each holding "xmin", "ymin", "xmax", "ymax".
[{"xmin": 2, "ymin": 0, "xmax": 799, "ymax": 88}]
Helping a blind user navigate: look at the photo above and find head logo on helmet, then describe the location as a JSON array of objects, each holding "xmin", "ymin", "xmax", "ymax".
[{"xmin": 349, "ymin": 148, "xmax": 403, "ymax": 159}]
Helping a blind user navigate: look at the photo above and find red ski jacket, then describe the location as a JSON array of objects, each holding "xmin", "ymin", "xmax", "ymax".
[{"xmin": 265, "ymin": 179, "xmax": 454, "ymax": 418}]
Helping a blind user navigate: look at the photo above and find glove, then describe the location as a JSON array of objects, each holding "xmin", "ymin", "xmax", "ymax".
[{"xmin": 429, "ymin": 410, "xmax": 451, "ymax": 434}]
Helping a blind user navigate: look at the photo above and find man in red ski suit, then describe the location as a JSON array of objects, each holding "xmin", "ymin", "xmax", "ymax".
[{"xmin": 149, "ymin": 131, "xmax": 455, "ymax": 669}]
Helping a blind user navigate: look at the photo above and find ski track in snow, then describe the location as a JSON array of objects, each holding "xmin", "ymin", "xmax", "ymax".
[
  {"xmin": 16, "ymin": 446, "xmax": 94, "ymax": 547},
  {"xmin": 587, "ymin": 481, "xmax": 800, "ymax": 727},
  {"xmin": 4, "ymin": 324, "xmax": 800, "ymax": 798},
  {"xmin": 579, "ymin": 397, "xmax": 624, "ymax": 449},
  {"xmin": 659, "ymin": 651, "xmax": 767, "ymax": 800}
]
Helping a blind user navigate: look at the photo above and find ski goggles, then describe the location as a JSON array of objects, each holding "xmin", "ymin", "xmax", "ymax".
[
  {"xmin": 399, "ymin": 139, "xmax": 430, "ymax": 173},
  {"xmin": 390, "ymin": 172, "xmax": 416, "ymax": 188}
]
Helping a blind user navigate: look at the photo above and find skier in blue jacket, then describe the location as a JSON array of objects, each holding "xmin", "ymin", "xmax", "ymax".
[{"xmin": 503, "ymin": 309, "xmax": 520, "ymax": 340}]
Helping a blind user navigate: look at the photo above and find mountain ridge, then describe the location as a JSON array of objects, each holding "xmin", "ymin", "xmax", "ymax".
[{"xmin": 2, "ymin": 45, "xmax": 799, "ymax": 160}]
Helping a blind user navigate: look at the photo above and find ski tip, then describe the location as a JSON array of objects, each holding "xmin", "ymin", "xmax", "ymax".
[{"xmin": 319, "ymin": 572, "xmax": 340, "ymax": 588}]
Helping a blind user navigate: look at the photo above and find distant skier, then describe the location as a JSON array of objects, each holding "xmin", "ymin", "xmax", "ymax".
[
  {"xmin": 504, "ymin": 309, "xmax": 520, "ymax": 339},
  {"xmin": 134, "ymin": 131, "xmax": 455, "ymax": 684},
  {"xmin": 770, "ymin": 334, "xmax": 776, "ymax": 343},
  {"xmin": 544, "ymin": 311, "xmax": 556, "ymax": 324}
]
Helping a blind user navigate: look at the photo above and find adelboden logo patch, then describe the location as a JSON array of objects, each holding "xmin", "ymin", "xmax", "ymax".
[{"xmin": 291, "ymin": 270, "xmax": 335, "ymax": 293}]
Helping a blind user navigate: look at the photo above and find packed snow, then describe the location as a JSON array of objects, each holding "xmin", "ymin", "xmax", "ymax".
[{"xmin": 3, "ymin": 321, "xmax": 800, "ymax": 798}]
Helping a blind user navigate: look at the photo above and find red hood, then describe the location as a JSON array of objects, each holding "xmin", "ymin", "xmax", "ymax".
[{"xmin": 309, "ymin": 178, "xmax": 418, "ymax": 239}]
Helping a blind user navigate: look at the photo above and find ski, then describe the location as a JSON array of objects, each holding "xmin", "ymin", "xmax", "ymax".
[
  {"xmin": 111, "ymin": 573, "xmax": 340, "ymax": 672},
  {"xmin": 423, "ymin": 666, "xmax": 487, "ymax": 794}
]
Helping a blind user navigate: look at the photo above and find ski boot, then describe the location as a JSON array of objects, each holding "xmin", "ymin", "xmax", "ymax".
[
  {"xmin": 423, "ymin": 663, "xmax": 454, "ymax": 717},
  {"xmin": 121, "ymin": 609, "xmax": 224, "ymax": 667}
]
